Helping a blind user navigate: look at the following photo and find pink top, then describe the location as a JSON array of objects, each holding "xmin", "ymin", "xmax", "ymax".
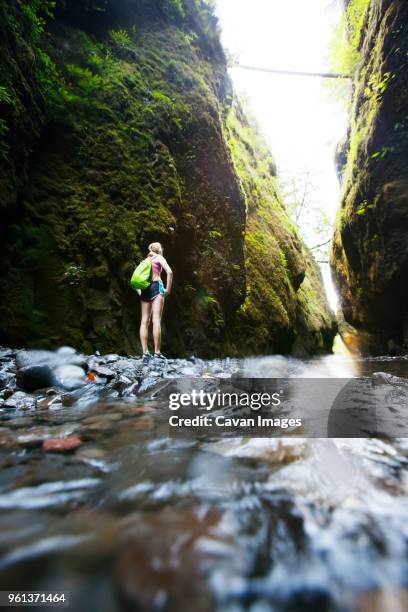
[{"xmin": 152, "ymin": 261, "xmax": 162, "ymax": 273}]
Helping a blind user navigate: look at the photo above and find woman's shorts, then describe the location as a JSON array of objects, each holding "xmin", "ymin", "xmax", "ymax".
[{"xmin": 140, "ymin": 281, "xmax": 163, "ymax": 302}]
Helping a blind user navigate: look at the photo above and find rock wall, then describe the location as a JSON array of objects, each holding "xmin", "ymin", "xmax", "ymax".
[
  {"xmin": 0, "ymin": 0, "xmax": 335, "ymax": 356},
  {"xmin": 331, "ymin": 0, "xmax": 408, "ymax": 354}
]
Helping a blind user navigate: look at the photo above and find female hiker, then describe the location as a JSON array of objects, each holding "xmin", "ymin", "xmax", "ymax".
[{"xmin": 139, "ymin": 242, "xmax": 173, "ymax": 362}]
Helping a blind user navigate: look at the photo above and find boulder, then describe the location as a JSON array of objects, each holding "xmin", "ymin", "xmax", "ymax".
[
  {"xmin": 53, "ymin": 365, "xmax": 86, "ymax": 391},
  {"xmin": 16, "ymin": 364, "xmax": 55, "ymax": 392}
]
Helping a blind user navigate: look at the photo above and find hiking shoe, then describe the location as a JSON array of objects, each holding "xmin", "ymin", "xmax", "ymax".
[
  {"xmin": 142, "ymin": 352, "xmax": 152, "ymax": 364},
  {"xmin": 153, "ymin": 352, "xmax": 166, "ymax": 361}
]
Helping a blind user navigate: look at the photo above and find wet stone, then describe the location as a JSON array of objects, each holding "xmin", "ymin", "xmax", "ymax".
[
  {"xmin": 94, "ymin": 366, "xmax": 115, "ymax": 379},
  {"xmin": 180, "ymin": 367, "xmax": 198, "ymax": 376},
  {"xmin": 61, "ymin": 393, "xmax": 76, "ymax": 406},
  {"xmin": 0, "ymin": 428, "xmax": 17, "ymax": 449},
  {"xmin": 81, "ymin": 412, "xmax": 122, "ymax": 424},
  {"xmin": 16, "ymin": 349, "xmax": 55, "ymax": 369},
  {"xmin": 42, "ymin": 435, "xmax": 83, "ymax": 453},
  {"xmin": 16, "ymin": 364, "xmax": 55, "ymax": 392},
  {"xmin": 53, "ymin": 365, "xmax": 86, "ymax": 391},
  {"xmin": 127, "ymin": 418, "xmax": 155, "ymax": 430},
  {"xmin": 56, "ymin": 346, "xmax": 77, "ymax": 357},
  {"xmin": 105, "ymin": 354, "xmax": 120, "ymax": 363},
  {"xmin": 81, "ymin": 420, "xmax": 114, "ymax": 432},
  {"xmin": 3, "ymin": 392, "xmax": 37, "ymax": 411},
  {"xmin": 38, "ymin": 395, "xmax": 63, "ymax": 410},
  {"xmin": 115, "ymin": 507, "xmax": 229, "ymax": 611},
  {"xmin": 76, "ymin": 447, "xmax": 106, "ymax": 460},
  {"xmin": 373, "ymin": 372, "xmax": 408, "ymax": 386},
  {"xmin": 115, "ymin": 359, "xmax": 137, "ymax": 369},
  {"xmin": 4, "ymin": 417, "xmax": 34, "ymax": 429},
  {"xmin": 112, "ymin": 375, "xmax": 133, "ymax": 393},
  {"xmin": 0, "ymin": 372, "xmax": 14, "ymax": 390},
  {"xmin": 0, "ymin": 348, "xmax": 16, "ymax": 361},
  {"xmin": 0, "ymin": 388, "xmax": 14, "ymax": 400},
  {"xmin": 16, "ymin": 426, "xmax": 53, "ymax": 446},
  {"xmin": 126, "ymin": 406, "xmax": 156, "ymax": 415}
]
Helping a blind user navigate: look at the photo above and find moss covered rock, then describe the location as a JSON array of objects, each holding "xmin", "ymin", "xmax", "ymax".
[
  {"xmin": 331, "ymin": 0, "xmax": 408, "ymax": 354},
  {"xmin": 0, "ymin": 0, "xmax": 335, "ymax": 356}
]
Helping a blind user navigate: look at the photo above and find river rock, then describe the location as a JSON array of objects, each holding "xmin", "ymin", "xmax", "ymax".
[
  {"xmin": 94, "ymin": 366, "xmax": 115, "ymax": 380},
  {"xmin": 5, "ymin": 417, "xmax": 34, "ymax": 429},
  {"xmin": 16, "ymin": 363, "xmax": 55, "ymax": 392},
  {"xmin": 53, "ymin": 365, "xmax": 86, "ymax": 390},
  {"xmin": 42, "ymin": 435, "xmax": 83, "ymax": 452},
  {"xmin": 56, "ymin": 346, "xmax": 77, "ymax": 357},
  {"xmin": 17, "ymin": 426, "xmax": 53, "ymax": 446},
  {"xmin": 38, "ymin": 394, "xmax": 63, "ymax": 410},
  {"xmin": 105, "ymin": 354, "xmax": 120, "ymax": 363},
  {"xmin": 0, "ymin": 372, "xmax": 13, "ymax": 390},
  {"xmin": 127, "ymin": 418, "xmax": 155, "ymax": 430},
  {"xmin": 372, "ymin": 372, "xmax": 408, "ymax": 386},
  {"xmin": 0, "ymin": 428, "xmax": 17, "ymax": 450},
  {"xmin": 76, "ymin": 447, "xmax": 106, "ymax": 460},
  {"xmin": 179, "ymin": 367, "xmax": 198, "ymax": 376},
  {"xmin": 0, "ymin": 387, "xmax": 14, "ymax": 400},
  {"xmin": 3, "ymin": 391, "xmax": 37, "ymax": 410},
  {"xmin": 115, "ymin": 507, "xmax": 237, "ymax": 611},
  {"xmin": 0, "ymin": 348, "xmax": 15, "ymax": 361},
  {"xmin": 112, "ymin": 375, "xmax": 133, "ymax": 394}
]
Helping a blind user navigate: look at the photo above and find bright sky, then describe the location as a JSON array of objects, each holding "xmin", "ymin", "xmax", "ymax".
[{"xmin": 215, "ymin": 0, "xmax": 350, "ymax": 309}]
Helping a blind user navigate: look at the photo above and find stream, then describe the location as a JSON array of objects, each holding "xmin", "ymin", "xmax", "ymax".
[{"xmin": 0, "ymin": 347, "xmax": 408, "ymax": 611}]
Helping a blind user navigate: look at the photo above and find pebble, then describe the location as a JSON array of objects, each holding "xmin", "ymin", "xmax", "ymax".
[
  {"xmin": 38, "ymin": 395, "xmax": 63, "ymax": 410},
  {"xmin": 81, "ymin": 420, "xmax": 114, "ymax": 432},
  {"xmin": 76, "ymin": 447, "xmax": 106, "ymax": 460},
  {"xmin": 42, "ymin": 435, "xmax": 83, "ymax": 452},
  {"xmin": 82, "ymin": 413, "xmax": 122, "ymax": 424}
]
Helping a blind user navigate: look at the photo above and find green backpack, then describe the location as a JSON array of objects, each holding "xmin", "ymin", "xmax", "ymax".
[{"xmin": 130, "ymin": 259, "xmax": 152, "ymax": 290}]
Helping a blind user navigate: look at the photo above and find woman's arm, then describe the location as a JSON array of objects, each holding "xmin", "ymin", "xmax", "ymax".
[{"xmin": 158, "ymin": 256, "xmax": 173, "ymax": 294}]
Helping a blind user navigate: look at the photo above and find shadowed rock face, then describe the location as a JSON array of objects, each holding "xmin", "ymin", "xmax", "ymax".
[
  {"xmin": 332, "ymin": 0, "xmax": 408, "ymax": 355},
  {"xmin": 0, "ymin": 0, "xmax": 335, "ymax": 357}
]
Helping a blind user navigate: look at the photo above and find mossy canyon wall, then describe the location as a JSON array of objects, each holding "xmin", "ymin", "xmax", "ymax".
[
  {"xmin": 332, "ymin": 0, "xmax": 408, "ymax": 354},
  {"xmin": 0, "ymin": 0, "xmax": 335, "ymax": 357}
]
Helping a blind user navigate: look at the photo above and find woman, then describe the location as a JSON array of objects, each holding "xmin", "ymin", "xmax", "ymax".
[{"xmin": 139, "ymin": 242, "xmax": 173, "ymax": 362}]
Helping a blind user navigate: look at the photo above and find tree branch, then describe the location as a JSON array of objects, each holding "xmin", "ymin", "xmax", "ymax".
[{"xmin": 309, "ymin": 239, "xmax": 332, "ymax": 251}]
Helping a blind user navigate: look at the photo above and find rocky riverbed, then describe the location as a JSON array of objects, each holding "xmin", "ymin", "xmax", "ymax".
[{"xmin": 1, "ymin": 346, "xmax": 408, "ymax": 611}]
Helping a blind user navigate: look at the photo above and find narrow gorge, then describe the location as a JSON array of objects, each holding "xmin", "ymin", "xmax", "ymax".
[{"xmin": 0, "ymin": 0, "xmax": 335, "ymax": 357}]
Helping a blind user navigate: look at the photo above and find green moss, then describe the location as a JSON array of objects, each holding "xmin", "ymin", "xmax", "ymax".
[
  {"xmin": 0, "ymin": 0, "xmax": 335, "ymax": 356},
  {"xmin": 225, "ymin": 102, "xmax": 335, "ymax": 355},
  {"xmin": 331, "ymin": 0, "xmax": 408, "ymax": 352}
]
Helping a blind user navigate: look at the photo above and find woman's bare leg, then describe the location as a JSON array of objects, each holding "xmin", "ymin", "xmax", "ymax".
[
  {"xmin": 152, "ymin": 296, "xmax": 164, "ymax": 353},
  {"xmin": 140, "ymin": 300, "xmax": 152, "ymax": 353}
]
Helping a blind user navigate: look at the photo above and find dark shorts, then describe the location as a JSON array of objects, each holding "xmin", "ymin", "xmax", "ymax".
[{"xmin": 140, "ymin": 281, "xmax": 162, "ymax": 302}]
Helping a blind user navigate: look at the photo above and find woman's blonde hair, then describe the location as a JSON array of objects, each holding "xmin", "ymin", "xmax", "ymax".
[{"xmin": 148, "ymin": 242, "xmax": 163, "ymax": 255}]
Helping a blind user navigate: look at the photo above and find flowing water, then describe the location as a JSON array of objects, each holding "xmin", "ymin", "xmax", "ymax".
[{"xmin": 1, "ymin": 350, "xmax": 408, "ymax": 611}]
